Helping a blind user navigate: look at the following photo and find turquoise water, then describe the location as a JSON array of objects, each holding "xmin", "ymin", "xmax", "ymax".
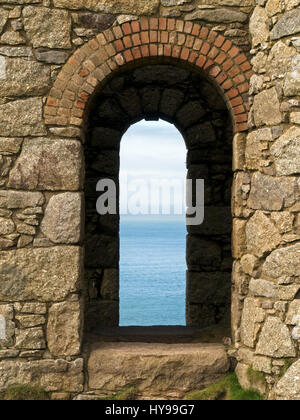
[{"xmin": 120, "ymin": 216, "xmax": 187, "ymax": 326}]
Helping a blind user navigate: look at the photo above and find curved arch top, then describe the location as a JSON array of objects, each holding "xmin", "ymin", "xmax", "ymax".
[{"xmin": 45, "ymin": 17, "xmax": 252, "ymax": 133}]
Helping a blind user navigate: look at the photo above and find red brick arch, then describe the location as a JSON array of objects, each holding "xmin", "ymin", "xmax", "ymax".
[{"xmin": 45, "ymin": 17, "xmax": 252, "ymax": 133}]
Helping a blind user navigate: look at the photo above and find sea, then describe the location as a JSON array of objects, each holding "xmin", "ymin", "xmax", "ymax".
[{"xmin": 120, "ymin": 215, "xmax": 187, "ymax": 326}]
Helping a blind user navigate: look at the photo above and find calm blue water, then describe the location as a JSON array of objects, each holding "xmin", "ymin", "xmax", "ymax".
[{"xmin": 120, "ymin": 215, "xmax": 186, "ymax": 326}]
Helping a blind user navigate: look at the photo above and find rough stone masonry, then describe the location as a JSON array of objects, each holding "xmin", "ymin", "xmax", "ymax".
[{"xmin": 0, "ymin": 0, "xmax": 299, "ymax": 401}]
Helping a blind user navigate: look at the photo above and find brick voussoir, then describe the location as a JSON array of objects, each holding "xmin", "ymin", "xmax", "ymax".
[
  {"xmin": 215, "ymin": 71, "xmax": 227, "ymax": 85},
  {"xmin": 209, "ymin": 65, "xmax": 221, "ymax": 78},
  {"xmin": 200, "ymin": 41, "xmax": 211, "ymax": 56},
  {"xmin": 193, "ymin": 38, "xmax": 202, "ymax": 51},
  {"xmin": 141, "ymin": 44, "xmax": 150, "ymax": 57},
  {"xmin": 228, "ymin": 66, "xmax": 240, "ymax": 79},
  {"xmin": 149, "ymin": 43, "xmax": 158, "ymax": 56},
  {"xmin": 113, "ymin": 25, "xmax": 123, "ymax": 40},
  {"xmin": 180, "ymin": 47, "xmax": 190, "ymax": 61},
  {"xmin": 46, "ymin": 97, "xmax": 59, "ymax": 107},
  {"xmin": 44, "ymin": 106, "xmax": 57, "ymax": 116},
  {"xmin": 114, "ymin": 53, "xmax": 125, "ymax": 66},
  {"xmin": 200, "ymin": 26, "xmax": 209, "ymax": 40},
  {"xmin": 184, "ymin": 21, "xmax": 193, "ymax": 34},
  {"xmin": 191, "ymin": 23, "xmax": 201, "ymax": 37},
  {"xmin": 204, "ymin": 58, "xmax": 214, "ymax": 70},
  {"xmin": 196, "ymin": 54, "xmax": 207, "ymax": 68},
  {"xmin": 132, "ymin": 33, "xmax": 142, "ymax": 46},
  {"xmin": 208, "ymin": 46, "xmax": 219, "ymax": 59},
  {"xmin": 60, "ymin": 98, "xmax": 73, "ymax": 109},
  {"xmin": 103, "ymin": 28, "xmax": 114, "ymax": 43},
  {"xmin": 188, "ymin": 51, "xmax": 198, "ymax": 64},
  {"xmin": 208, "ymin": 30, "xmax": 218, "ymax": 44},
  {"xmin": 150, "ymin": 17, "xmax": 159, "ymax": 30},
  {"xmin": 107, "ymin": 58, "xmax": 118, "ymax": 71},
  {"xmin": 105, "ymin": 43, "xmax": 116, "ymax": 57},
  {"xmin": 114, "ymin": 39, "xmax": 125, "ymax": 52},
  {"xmin": 233, "ymin": 104, "xmax": 246, "ymax": 115},
  {"xmin": 222, "ymin": 79, "xmax": 233, "ymax": 91},
  {"xmin": 96, "ymin": 33, "xmax": 107, "ymax": 46},
  {"xmin": 123, "ymin": 49, "xmax": 134, "ymax": 62},
  {"xmin": 172, "ymin": 45, "xmax": 182, "ymax": 59},
  {"xmin": 45, "ymin": 17, "xmax": 251, "ymax": 133},
  {"xmin": 88, "ymin": 38, "xmax": 100, "ymax": 51},
  {"xmin": 235, "ymin": 122, "xmax": 248, "ymax": 132},
  {"xmin": 161, "ymin": 31, "xmax": 169, "ymax": 44},
  {"xmin": 215, "ymin": 34, "xmax": 225, "ymax": 48},
  {"xmin": 176, "ymin": 19, "xmax": 184, "ymax": 32},
  {"xmin": 131, "ymin": 20, "xmax": 141, "ymax": 33},
  {"xmin": 159, "ymin": 17, "xmax": 167, "ymax": 31},
  {"xmin": 140, "ymin": 16, "xmax": 149, "ymax": 30},
  {"xmin": 77, "ymin": 91, "xmax": 89, "ymax": 102},
  {"xmin": 131, "ymin": 46, "xmax": 142, "ymax": 60}
]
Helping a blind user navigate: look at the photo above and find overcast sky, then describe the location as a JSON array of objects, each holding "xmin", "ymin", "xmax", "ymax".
[
  {"xmin": 119, "ymin": 120, "xmax": 187, "ymax": 216},
  {"xmin": 120, "ymin": 119, "xmax": 186, "ymax": 179}
]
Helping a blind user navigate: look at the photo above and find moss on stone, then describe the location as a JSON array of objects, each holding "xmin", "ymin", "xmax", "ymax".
[
  {"xmin": 101, "ymin": 387, "xmax": 138, "ymax": 401},
  {"xmin": 0, "ymin": 385, "xmax": 49, "ymax": 400},
  {"xmin": 279, "ymin": 359, "xmax": 295, "ymax": 378},
  {"xmin": 247, "ymin": 366, "xmax": 266, "ymax": 386},
  {"xmin": 185, "ymin": 373, "xmax": 263, "ymax": 401}
]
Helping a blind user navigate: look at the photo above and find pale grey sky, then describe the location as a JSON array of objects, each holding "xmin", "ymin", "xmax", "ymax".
[
  {"xmin": 120, "ymin": 119, "xmax": 186, "ymax": 179},
  {"xmin": 120, "ymin": 119, "xmax": 187, "ymax": 215}
]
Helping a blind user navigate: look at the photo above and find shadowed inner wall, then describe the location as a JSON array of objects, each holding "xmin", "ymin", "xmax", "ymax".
[{"xmin": 84, "ymin": 62, "xmax": 233, "ymax": 332}]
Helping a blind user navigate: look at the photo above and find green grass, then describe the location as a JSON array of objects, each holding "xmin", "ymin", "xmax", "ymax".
[
  {"xmin": 279, "ymin": 359, "xmax": 295, "ymax": 378},
  {"xmin": 185, "ymin": 373, "xmax": 263, "ymax": 401},
  {"xmin": 101, "ymin": 387, "xmax": 137, "ymax": 401},
  {"xmin": 0, "ymin": 385, "xmax": 49, "ymax": 401},
  {"xmin": 247, "ymin": 367, "xmax": 266, "ymax": 386}
]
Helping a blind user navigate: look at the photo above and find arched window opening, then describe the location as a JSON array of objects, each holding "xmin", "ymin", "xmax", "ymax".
[
  {"xmin": 84, "ymin": 62, "xmax": 233, "ymax": 337},
  {"xmin": 120, "ymin": 120, "xmax": 187, "ymax": 326}
]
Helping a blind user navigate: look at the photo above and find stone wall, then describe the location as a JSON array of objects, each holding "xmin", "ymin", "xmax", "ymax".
[
  {"xmin": 43, "ymin": 9, "xmax": 253, "ymax": 342},
  {"xmin": 84, "ymin": 63, "xmax": 233, "ymax": 331},
  {"xmin": 231, "ymin": 0, "xmax": 300, "ymax": 400},
  {"xmin": 0, "ymin": 0, "xmax": 298, "ymax": 400}
]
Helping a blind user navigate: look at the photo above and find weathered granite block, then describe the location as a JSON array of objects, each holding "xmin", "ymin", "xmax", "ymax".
[
  {"xmin": 0, "ymin": 98, "xmax": 46, "ymax": 137},
  {"xmin": 41, "ymin": 193, "xmax": 83, "ymax": 244},
  {"xmin": 47, "ymin": 300, "xmax": 82, "ymax": 357},
  {"xmin": 8, "ymin": 138, "xmax": 84, "ymax": 191},
  {"xmin": 23, "ymin": 6, "xmax": 71, "ymax": 48},
  {"xmin": 0, "ymin": 359, "xmax": 84, "ymax": 393},
  {"xmin": 0, "ymin": 247, "xmax": 83, "ymax": 302}
]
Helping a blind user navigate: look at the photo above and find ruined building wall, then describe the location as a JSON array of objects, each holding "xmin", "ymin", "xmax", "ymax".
[
  {"xmin": 84, "ymin": 63, "xmax": 233, "ymax": 331},
  {"xmin": 232, "ymin": 0, "xmax": 300, "ymax": 400},
  {"xmin": 0, "ymin": 0, "xmax": 298, "ymax": 400}
]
